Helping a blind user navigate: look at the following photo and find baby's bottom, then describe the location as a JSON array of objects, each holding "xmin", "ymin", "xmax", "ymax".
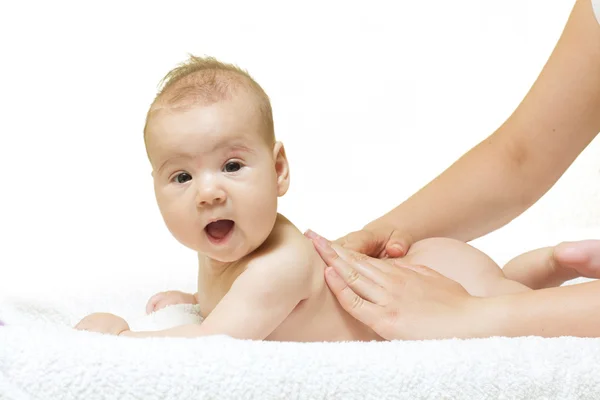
[
  {"xmin": 399, "ymin": 238, "xmax": 531, "ymax": 298},
  {"xmin": 400, "ymin": 238, "xmax": 600, "ymax": 298}
]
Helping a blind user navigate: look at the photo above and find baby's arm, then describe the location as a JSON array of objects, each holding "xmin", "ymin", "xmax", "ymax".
[
  {"xmin": 121, "ymin": 244, "xmax": 313, "ymax": 339},
  {"xmin": 145, "ymin": 290, "xmax": 198, "ymax": 314},
  {"xmin": 77, "ymin": 290, "xmax": 200, "ymax": 333}
]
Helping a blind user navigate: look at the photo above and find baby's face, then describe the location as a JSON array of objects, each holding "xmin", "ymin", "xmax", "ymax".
[{"xmin": 145, "ymin": 94, "xmax": 287, "ymax": 262}]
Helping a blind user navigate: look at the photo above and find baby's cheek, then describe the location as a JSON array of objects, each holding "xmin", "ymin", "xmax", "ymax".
[
  {"xmin": 163, "ymin": 212, "xmax": 200, "ymax": 249},
  {"xmin": 160, "ymin": 197, "xmax": 191, "ymax": 225},
  {"xmin": 246, "ymin": 204, "xmax": 277, "ymax": 240}
]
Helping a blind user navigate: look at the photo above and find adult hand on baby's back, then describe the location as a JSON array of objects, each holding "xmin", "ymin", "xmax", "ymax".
[
  {"xmin": 306, "ymin": 219, "xmax": 412, "ymax": 258},
  {"xmin": 308, "ymin": 232, "xmax": 482, "ymax": 340},
  {"xmin": 75, "ymin": 312, "xmax": 130, "ymax": 336},
  {"xmin": 145, "ymin": 291, "xmax": 198, "ymax": 314}
]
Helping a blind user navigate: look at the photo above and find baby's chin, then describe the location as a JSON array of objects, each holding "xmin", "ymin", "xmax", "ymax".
[
  {"xmin": 177, "ymin": 229, "xmax": 270, "ymax": 263},
  {"xmin": 209, "ymin": 239, "xmax": 274, "ymax": 263},
  {"xmin": 198, "ymin": 242, "xmax": 257, "ymax": 264},
  {"xmin": 205, "ymin": 250, "xmax": 246, "ymax": 263}
]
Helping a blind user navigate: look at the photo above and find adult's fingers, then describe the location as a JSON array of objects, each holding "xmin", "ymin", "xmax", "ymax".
[
  {"xmin": 304, "ymin": 229, "xmax": 318, "ymax": 240},
  {"xmin": 328, "ymin": 243, "xmax": 406, "ymax": 277},
  {"xmin": 384, "ymin": 231, "xmax": 411, "ymax": 258},
  {"xmin": 336, "ymin": 230, "xmax": 385, "ymax": 258},
  {"xmin": 313, "ymin": 237, "xmax": 388, "ymax": 304},
  {"xmin": 306, "ymin": 229, "xmax": 384, "ymax": 258},
  {"xmin": 328, "ymin": 243, "xmax": 388, "ymax": 286},
  {"xmin": 324, "ymin": 266, "xmax": 383, "ymax": 331}
]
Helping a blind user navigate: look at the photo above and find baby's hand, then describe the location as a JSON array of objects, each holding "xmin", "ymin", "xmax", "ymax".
[
  {"xmin": 74, "ymin": 312, "xmax": 130, "ymax": 336},
  {"xmin": 145, "ymin": 291, "xmax": 198, "ymax": 314}
]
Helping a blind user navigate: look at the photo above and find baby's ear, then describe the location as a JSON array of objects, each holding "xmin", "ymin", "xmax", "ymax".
[{"xmin": 272, "ymin": 141, "xmax": 290, "ymax": 196}]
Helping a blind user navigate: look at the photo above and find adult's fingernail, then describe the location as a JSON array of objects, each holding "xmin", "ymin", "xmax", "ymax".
[
  {"xmin": 324, "ymin": 267, "xmax": 344, "ymax": 287},
  {"xmin": 315, "ymin": 235, "xmax": 336, "ymax": 256},
  {"xmin": 315, "ymin": 235, "xmax": 328, "ymax": 246},
  {"xmin": 304, "ymin": 229, "xmax": 318, "ymax": 239},
  {"xmin": 389, "ymin": 244, "xmax": 404, "ymax": 255},
  {"xmin": 391, "ymin": 243, "xmax": 403, "ymax": 251}
]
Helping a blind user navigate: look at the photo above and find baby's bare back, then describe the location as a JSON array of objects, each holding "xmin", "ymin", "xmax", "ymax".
[
  {"xmin": 264, "ymin": 224, "xmax": 382, "ymax": 342},
  {"xmin": 268, "ymin": 262, "xmax": 382, "ymax": 341}
]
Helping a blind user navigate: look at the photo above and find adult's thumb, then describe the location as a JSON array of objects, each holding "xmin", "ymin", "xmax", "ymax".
[
  {"xmin": 384, "ymin": 232, "xmax": 411, "ymax": 258},
  {"xmin": 338, "ymin": 230, "xmax": 383, "ymax": 258}
]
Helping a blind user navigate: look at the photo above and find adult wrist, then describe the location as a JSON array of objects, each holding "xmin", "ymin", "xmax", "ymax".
[{"xmin": 462, "ymin": 296, "xmax": 513, "ymax": 339}]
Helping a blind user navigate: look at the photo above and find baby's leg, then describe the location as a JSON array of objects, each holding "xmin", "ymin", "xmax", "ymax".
[
  {"xmin": 401, "ymin": 237, "xmax": 530, "ymax": 297},
  {"xmin": 503, "ymin": 240, "xmax": 600, "ymax": 289}
]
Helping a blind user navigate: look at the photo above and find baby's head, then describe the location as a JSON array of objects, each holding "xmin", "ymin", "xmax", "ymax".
[{"xmin": 144, "ymin": 55, "xmax": 290, "ymax": 262}]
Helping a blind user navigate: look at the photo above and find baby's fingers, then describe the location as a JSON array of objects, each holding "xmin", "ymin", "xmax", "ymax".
[
  {"xmin": 74, "ymin": 314, "xmax": 96, "ymax": 330},
  {"xmin": 153, "ymin": 298, "xmax": 177, "ymax": 313},
  {"xmin": 145, "ymin": 292, "xmax": 166, "ymax": 314},
  {"xmin": 74, "ymin": 320, "xmax": 87, "ymax": 330}
]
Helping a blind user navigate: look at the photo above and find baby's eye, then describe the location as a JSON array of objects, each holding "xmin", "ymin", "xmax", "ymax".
[
  {"xmin": 223, "ymin": 161, "xmax": 242, "ymax": 173},
  {"xmin": 174, "ymin": 172, "xmax": 192, "ymax": 183}
]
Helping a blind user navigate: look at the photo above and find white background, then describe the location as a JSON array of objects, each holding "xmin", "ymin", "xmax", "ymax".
[{"xmin": 0, "ymin": 0, "xmax": 598, "ymax": 300}]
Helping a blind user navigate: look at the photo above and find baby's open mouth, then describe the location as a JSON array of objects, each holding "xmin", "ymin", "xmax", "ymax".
[{"xmin": 205, "ymin": 219, "xmax": 235, "ymax": 243}]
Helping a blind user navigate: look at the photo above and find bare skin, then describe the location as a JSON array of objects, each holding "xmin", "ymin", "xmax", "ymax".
[
  {"xmin": 76, "ymin": 216, "xmax": 585, "ymax": 340},
  {"xmin": 309, "ymin": 233, "xmax": 600, "ymax": 340},
  {"xmin": 180, "ymin": 215, "xmax": 382, "ymax": 342},
  {"xmin": 77, "ymin": 215, "xmax": 382, "ymax": 341}
]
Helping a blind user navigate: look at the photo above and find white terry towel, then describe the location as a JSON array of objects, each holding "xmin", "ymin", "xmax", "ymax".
[{"xmin": 3, "ymin": 296, "xmax": 600, "ymax": 400}]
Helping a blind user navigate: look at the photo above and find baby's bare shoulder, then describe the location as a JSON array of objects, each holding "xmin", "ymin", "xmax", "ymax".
[{"xmin": 245, "ymin": 215, "xmax": 316, "ymax": 279}]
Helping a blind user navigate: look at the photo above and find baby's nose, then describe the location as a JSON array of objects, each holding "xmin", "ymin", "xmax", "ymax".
[{"xmin": 196, "ymin": 186, "xmax": 226, "ymax": 207}]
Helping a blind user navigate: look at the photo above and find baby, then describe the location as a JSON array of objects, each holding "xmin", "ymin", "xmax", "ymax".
[{"xmin": 75, "ymin": 55, "xmax": 594, "ymax": 341}]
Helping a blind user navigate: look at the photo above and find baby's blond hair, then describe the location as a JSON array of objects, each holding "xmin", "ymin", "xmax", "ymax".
[{"xmin": 144, "ymin": 55, "xmax": 274, "ymax": 144}]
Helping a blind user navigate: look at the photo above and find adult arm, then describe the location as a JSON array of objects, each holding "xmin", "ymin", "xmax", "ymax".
[{"xmin": 339, "ymin": 0, "xmax": 600, "ymax": 256}]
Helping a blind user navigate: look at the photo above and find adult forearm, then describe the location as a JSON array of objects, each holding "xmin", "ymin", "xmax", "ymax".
[
  {"xmin": 378, "ymin": 131, "xmax": 543, "ymax": 243},
  {"xmin": 478, "ymin": 280, "xmax": 600, "ymax": 338},
  {"xmin": 373, "ymin": 0, "xmax": 600, "ymax": 243}
]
